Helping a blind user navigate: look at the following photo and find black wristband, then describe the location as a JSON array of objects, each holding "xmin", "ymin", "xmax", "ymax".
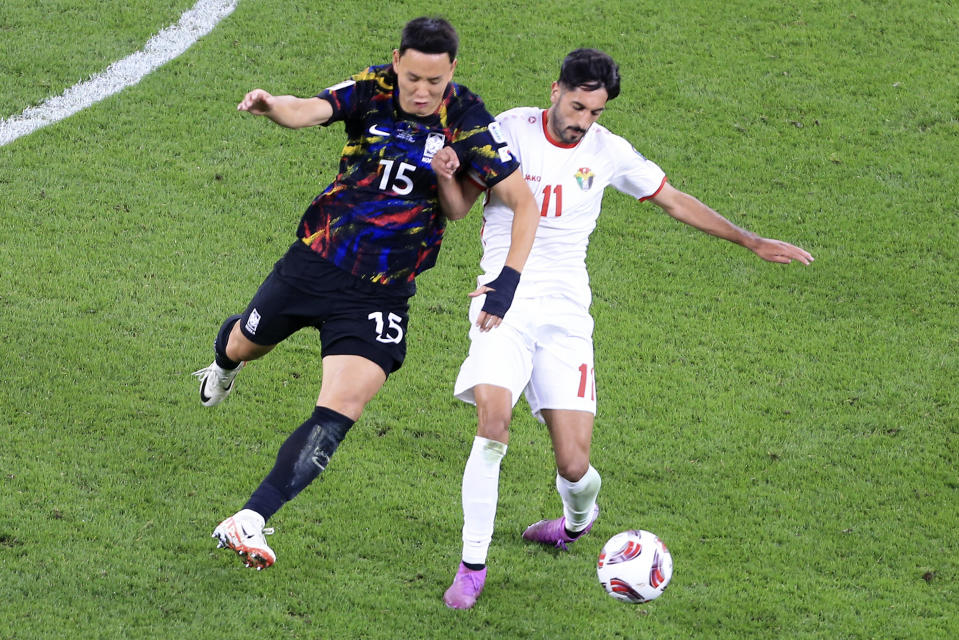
[{"xmin": 480, "ymin": 266, "xmax": 521, "ymax": 318}]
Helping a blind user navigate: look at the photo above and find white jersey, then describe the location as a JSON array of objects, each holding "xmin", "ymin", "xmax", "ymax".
[{"xmin": 472, "ymin": 107, "xmax": 667, "ymax": 308}]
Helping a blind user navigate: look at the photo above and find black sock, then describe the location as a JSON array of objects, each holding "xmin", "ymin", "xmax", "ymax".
[
  {"xmin": 214, "ymin": 314, "xmax": 243, "ymax": 370},
  {"xmin": 244, "ymin": 406, "xmax": 355, "ymax": 520},
  {"xmin": 463, "ymin": 561, "xmax": 485, "ymax": 571},
  {"xmin": 565, "ymin": 526, "xmax": 581, "ymax": 540}
]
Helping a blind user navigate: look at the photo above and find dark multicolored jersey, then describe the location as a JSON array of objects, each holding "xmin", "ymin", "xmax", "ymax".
[{"xmin": 299, "ymin": 64, "xmax": 518, "ymax": 289}]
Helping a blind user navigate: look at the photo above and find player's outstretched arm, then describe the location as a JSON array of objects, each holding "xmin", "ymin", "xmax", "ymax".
[
  {"xmin": 649, "ymin": 182, "xmax": 814, "ymax": 265},
  {"xmin": 237, "ymin": 89, "xmax": 334, "ymax": 129}
]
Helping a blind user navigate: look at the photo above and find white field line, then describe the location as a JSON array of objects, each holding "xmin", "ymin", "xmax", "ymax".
[{"xmin": 0, "ymin": 0, "xmax": 239, "ymax": 147}]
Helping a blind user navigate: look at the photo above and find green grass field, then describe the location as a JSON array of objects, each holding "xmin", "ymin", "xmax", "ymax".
[{"xmin": 1, "ymin": 1, "xmax": 956, "ymax": 638}]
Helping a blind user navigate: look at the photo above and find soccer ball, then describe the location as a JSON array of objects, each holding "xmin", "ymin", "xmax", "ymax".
[{"xmin": 596, "ymin": 530, "xmax": 673, "ymax": 603}]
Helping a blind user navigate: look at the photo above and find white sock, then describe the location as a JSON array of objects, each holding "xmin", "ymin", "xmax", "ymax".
[
  {"xmin": 556, "ymin": 465, "xmax": 601, "ymax": 532},
  {"xmin": 460, "ymin": 436, "xmax": 507, "ymax": 565}
]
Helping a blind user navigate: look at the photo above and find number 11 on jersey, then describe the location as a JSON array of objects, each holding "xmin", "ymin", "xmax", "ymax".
[{"xmin": 540, "ymin": 184, "xmax": 563, "ymax": 217}]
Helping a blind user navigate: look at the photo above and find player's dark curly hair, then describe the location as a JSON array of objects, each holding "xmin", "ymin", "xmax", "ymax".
[
  {"xmin": 558, "ymin": 49, "xmax": 621, "ymax": 100},
  {"xmin": 400, "ymin": 17, "xmax": 459, "ymax": 62}
]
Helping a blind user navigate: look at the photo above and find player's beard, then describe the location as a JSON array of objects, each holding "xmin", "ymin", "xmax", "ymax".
[{"xmin": 549, "ymin": 111, "xmax": 588, "ymax": 144}]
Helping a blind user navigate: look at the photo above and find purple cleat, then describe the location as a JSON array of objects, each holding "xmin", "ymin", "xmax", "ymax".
[
  {"xmin": 443, "ymin": 562, "xmax": 487, "ymax": 609},
  {"xmin": 522, "ymin": 504, "xmax": 600, "ymax": 551}
]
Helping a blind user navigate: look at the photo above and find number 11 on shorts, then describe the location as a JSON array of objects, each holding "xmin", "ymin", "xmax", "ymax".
[{"xmin": 577, "ymin": 363, "xmax": 595, "ymax": 400}]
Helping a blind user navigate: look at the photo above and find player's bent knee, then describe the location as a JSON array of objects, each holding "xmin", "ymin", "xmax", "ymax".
[
  {"xmin": 475, "ymin": 400, "xmax": 512, "ymax": 442},
  {"xmin": 557, "ymin": 459, "xmax": 591, "ymax": 483},
  {"xmin": 476, "ymin": 415, "xmax": 510, "ymax": 443}
]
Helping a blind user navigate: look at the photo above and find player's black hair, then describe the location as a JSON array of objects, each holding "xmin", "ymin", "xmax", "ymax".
[
  {"xmin": 400, "ymin": 17, "xmax": 459, "ymax": 62},
  {"xmin": 557, "ymin": 48, "xmax": 621, "ymax": 100}
]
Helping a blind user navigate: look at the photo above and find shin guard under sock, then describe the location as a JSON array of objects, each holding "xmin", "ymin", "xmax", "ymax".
[
  {"xmin": 557, "ymin": 465, "xmax": 602, "ymax": 533},
  {"xmin": 460, "ymin": 436, "xmax": 507, "ymax": 565},
  {"xmin": 244, "ymin": 406, "xmax": 355, "ymax": 521}
]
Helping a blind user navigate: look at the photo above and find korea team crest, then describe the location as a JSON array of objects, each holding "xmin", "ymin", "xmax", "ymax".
[
  {"xmin": 575, "ymin": 167, "xmax": 595, "ymax": 191},
  {"xmin": 422, "ymin": 133, "xmax": 446, "ymax": 162}
]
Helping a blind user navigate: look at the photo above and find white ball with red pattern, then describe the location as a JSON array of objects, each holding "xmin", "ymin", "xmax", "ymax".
[{"xmin": 597, "ymin": 529, "xmax": 673, "ymax": 603}]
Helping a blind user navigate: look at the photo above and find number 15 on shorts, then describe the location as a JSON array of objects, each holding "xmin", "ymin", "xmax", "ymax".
[{"xmin": 368, "ymin": 311, "xmax": 404, "ymax": 344}]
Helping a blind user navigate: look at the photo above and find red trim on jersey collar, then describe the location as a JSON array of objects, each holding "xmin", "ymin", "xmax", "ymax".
[{"xmin": 541, "ymin": 109, "xmax": 579, "ymax": 149}]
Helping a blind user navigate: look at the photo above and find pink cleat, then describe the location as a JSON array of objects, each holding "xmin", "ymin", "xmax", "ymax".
[
  {"xmin": 443, "ymin": 562, "xmax": 487, "ymax": 609},
  {"xmin": 522, "ymin": 504, "xmax": 600, "ymax": 551}
]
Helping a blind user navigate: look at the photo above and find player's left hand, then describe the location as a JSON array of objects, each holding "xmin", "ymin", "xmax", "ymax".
[
  {"xmin": 431, "ymin": 146, "xmax": 460, "ymax": 181},
  {"xmin": 752, "ymin": 238, "xmax": 814, "ymax": 265}
]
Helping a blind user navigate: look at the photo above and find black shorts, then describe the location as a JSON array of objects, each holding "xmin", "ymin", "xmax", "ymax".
[{"xmin": 238, "ymin": 243, "xmax": 412, "ymax": 375}]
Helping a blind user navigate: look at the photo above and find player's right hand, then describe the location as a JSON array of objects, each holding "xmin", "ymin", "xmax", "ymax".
[
  {"xmin": 237, "ymin": 89, "xmax": 274, "ymax": 115},
  {"xmin": 469, "ymin": 285, "xmax": 501, "ymax": 331},
  {"xmin": 471, "ymin": 266, "xmax": 521, "ymax": 332}
]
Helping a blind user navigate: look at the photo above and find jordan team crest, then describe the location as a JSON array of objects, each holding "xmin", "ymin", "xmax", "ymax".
[{"xmin": 575, "ymin": 167, "xmax": 595, "ymax": 191}]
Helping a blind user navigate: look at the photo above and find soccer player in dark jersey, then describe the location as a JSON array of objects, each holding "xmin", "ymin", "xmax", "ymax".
[{"xmin": 195, "ymin": 17, "xmax": 539, "ymax": 570}]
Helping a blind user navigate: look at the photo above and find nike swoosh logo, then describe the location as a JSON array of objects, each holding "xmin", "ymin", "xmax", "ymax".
[{"xmin": 368, "ymin": 124, "xmax": 390, "ymax": 137}]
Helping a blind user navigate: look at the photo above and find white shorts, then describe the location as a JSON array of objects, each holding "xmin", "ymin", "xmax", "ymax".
[{"xmin": 453, "ymin": 294, "xmax": 596, "ymax": 422}]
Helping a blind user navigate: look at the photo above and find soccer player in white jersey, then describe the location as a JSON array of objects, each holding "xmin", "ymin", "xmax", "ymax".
[{"xmin": 433, "ymin": 49, "xmax": 814, "ymax": 609}]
